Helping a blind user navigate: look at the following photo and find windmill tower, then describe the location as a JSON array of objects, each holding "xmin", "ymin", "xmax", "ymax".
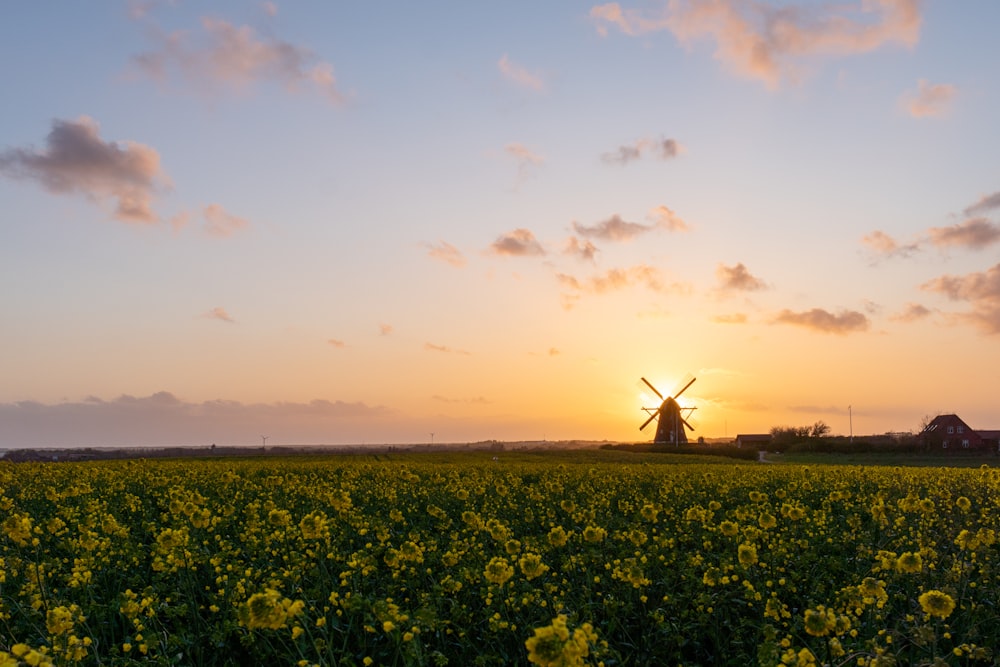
[{"xmin": 639, "ymin": 376, "xmax": 697, "ymax": 445}]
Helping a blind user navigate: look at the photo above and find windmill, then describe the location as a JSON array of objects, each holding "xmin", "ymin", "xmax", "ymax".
[{"xmin": 639, "ymin": 376, "xmax": 697, "ymax": 445}]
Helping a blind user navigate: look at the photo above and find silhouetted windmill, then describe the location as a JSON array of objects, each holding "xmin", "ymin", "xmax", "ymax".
[{"xmin": 639, "ymin": 375, "xmax": 697, "ymax": 445}]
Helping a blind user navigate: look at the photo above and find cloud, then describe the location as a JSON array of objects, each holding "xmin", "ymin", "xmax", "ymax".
[
  {"xmin": 712, "ymin": 313, "xmax": 747, "ymax": 324},
  {"xmin": 327, "ymin": 338, "xmax": 346, "ymax": 348},
  {"xmin": 927, "ymin": 218, "xmax": 1000, "ymax": 250},
  {"xmin": 921, "ymin": 263, "xmax": 1000, "ymax": 334},
  {"xmin": 203, "ymin": 306, "xmax": 235, "ymax": 323},
  {"xmin": 716, "ymin": 262, "xmax": 767, "ymax": 292},
  {"xmin": 903, "ymin": 79, "xmax": 956, "ymax": 118},
  {"xmin": 564, "ymin": 236, "xmax": 599, "ymax": 262},
  {"xmin": 505, "ymin": 142, "xmax": 544, "ymax": 181},
  {"xmin": 649, "ymin": 205, "xmax": 690, "ymax": 232},
  {"xmin": 572, "ymin": 214, "xmax": 658, "ymax": 242},
  {"xmin": 203, "ymin": 203, "xmax": 250, "ymax": 238},
  {"xmin": 0, "ymin": 116, "xmax": 167, "ymax": 223},
  {"xmin": 497, "ymin": 54, "xmax": 545, "ymax": 91},
  {"xmin": 591, "ymin": 0, "xmax": 921, "ymax": 89},
  {"xmin": 431, "ymin": 395, "xmax": 490, "ymax": 404},
  {"xmin": 964, "ymin": 191, "xmax": 1000, "ymax": 217},
  {"xmin": 424, "ymin": 342, "xmax": 471, "ymax": 355},
  {"xmin": 557, "ymin": 264, "xmax": 683, "ymax": 295},
  {"xmin": 890, "ymin": 303, "xmax": 932, "ymax": 323},
  {"xmin": 424, "ymin": 241, "xmax": 466, "ymax": 267},
  {"xmin": 772, "ymin": 308, "xmax": 870, "ymax": 334},
  {"xmin": 132, "ymin": 17, "xmax": 347, "ymax": 103},
  {"xmin": 861, "ymin": 230, "xmax": 920, "ymax": 259},
  {"xmin": 379, "ymin": 323, "xmax": 394, "ymax": 336},
  {"xmin": 0, "ymin": 392, "xmax": 391, "ymax": 447},
  {"xmin": 601, "ymin": 137, "xmax": 681, "ymax": 165},
  {"xmin": 489, "ymin": 228, "xmax": 546, "ymax": 256}
]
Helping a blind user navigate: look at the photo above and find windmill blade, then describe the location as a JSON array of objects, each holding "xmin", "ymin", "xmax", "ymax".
[
  {"xmin": 672, "ymin": 374, "xmax": 696, "ymax": 399},
  {"xmin": 640, "ymin": 377, "xmax": 663, "ymax": 400},
  {"xmin": 681, "ymin": 417, "xmax": 694, "ymax": 430},
  {"xmin": 640, "ymin": 409, "xmax": 660, "ymax": 431}
]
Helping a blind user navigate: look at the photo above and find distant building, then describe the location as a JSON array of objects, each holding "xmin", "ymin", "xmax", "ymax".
[
  {"xmin": 735, "ymin": 434, "xmax": 772, "ymax": 449},
  {"xmin": 921, "ymin": 414, "xmax": 998, "ymax": 451}
]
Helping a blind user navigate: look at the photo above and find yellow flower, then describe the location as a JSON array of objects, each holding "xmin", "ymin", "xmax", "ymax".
[
  {"xmin": 484, "ymin": 556, "xmax": 515, "ymax": 586},
  {"xmin": 737, "ymin": 543, "xmax": 758, "ymax": 567},
  {"xmin": 548, "ymin": 526, "xmax": 569, "ymax": 547},
  {"xmin": 582, "ymin": 525, "xmax": 606, "ymax": 543},
  {"xmin": 525, "ymin": 616, "xmax": 597, "ymax": 667},
  {"xmin": 895, "ymin": 551, "xmax": 922, "ymax": 574},
  {"xmin": 918, "ymin": 590, "xmax": 956, "ymax": 619},
  {"xmin": 519, "ymin": 552, "xmax": 549, "ymax": 580},
  {"xmin": 803, "ymin": 606, "xmax": 836, "ymax": 637},
  {"xmin": 242, "ymin": 589, "xmax": 305, "ymax": 630},
  {"xmin": 298, "ymin": 511, "xmax": 330, "ymax": 540},
  {"xmin": 956, "ymin": 496, "xmax": 972, "ymax": 511},
  {"xmin": 719, "ymin": 520, "xmax": 739, "ymax": 537}
]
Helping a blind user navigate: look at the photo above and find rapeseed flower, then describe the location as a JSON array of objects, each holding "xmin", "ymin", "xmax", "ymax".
[
  {"xmin": 484, "ymin": 557, "xmax": 515, "ymax": 585},
  {"xmin": 918, "ymin": 590, "xmax": 956, "ymax": 619},
  {"xmin": 524, "ymin": 616, "xmax": 597, "ymax": 667}
]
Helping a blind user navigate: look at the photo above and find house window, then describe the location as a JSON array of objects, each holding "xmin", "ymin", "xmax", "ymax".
[
  {"xmin": 963, "ymin": 439, "xmax": 970, "ymax": 448},
  {"xmin": 948, "ymin": 426, "xmax": 955, "ymax": 434},
  {"xmin": 942, "ymin": 440, "xmax": 948, "ymax": 448},
  {"xmin": 958, "ymin": 425, "xmax": 965, "ymax": 434}
]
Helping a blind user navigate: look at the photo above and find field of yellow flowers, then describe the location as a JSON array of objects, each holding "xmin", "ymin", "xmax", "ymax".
[{"xmin": 2, "ymin": 451, "xmax": 999, "ymax": 666}]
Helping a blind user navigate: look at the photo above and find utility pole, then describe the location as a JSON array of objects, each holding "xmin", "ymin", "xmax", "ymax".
[
  {"xmin": 262, "ymin": 435, "xmax": 269, "ymax": 452},
  {"xmin": 848, "ymin": 406, "xmax": 853, "ymax": 444},
  {"xmin": 430, "ymin": 432, "xmax": 434, "ymax": 445}
]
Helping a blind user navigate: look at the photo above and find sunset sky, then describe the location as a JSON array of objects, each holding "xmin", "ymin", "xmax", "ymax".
[{"xmin": 3, "ymin": 1, "xmax": 1000, "ymax": 448}]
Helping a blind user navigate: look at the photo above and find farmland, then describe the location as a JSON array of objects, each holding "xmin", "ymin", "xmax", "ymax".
[{"xmin": 2, "ymin": 450, "xmax": 999, "ymax": 666}]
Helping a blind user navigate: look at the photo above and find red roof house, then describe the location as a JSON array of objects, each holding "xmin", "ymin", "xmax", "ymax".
[{"xmin": 921, "ymin": 414, "xmax": 987, "ymax": 451}]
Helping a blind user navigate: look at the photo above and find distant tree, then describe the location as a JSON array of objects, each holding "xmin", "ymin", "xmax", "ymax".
[
  {"xmin": 810, "ymin": 421, "xmax": 831, "ymax": 438},
  {"xmin": 918, "ymin": 414, "xmax": 935, "ymax": 433}
]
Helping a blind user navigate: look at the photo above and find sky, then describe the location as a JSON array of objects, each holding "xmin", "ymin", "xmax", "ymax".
[{"xmin": 2, "ymin": 1, "xmax": 999, "ymax": 448}]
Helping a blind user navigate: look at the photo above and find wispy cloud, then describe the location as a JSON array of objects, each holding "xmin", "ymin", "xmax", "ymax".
[
  {"xmin": 864, "ymin": 217, "xmax": 1000, "ymax": 259},
  {"xmin": 861, "ymin": 229, "xmax": 920, "ymax": 259},
  {"xmin": 379, "ymin": 323, "xmax": 394, "ymax": 336},
  {"xmin": 327, "ymin": 338, "xmax": 346, "ymax": 348},
  {"xmin": 497, "ymin": 54, "xmax": 545, "ymax": 91},
  {"xmin": 564, "ymin": 236, "xmax": 599, "ymax": 262},
  {"xmin": 431, "ymin": 395, "xmax": 490, "ymax": 404},
  {"xmin": 0, "ymin": 392, "xmax": 390, "ymax": 447},
  {"xmin": 890, "ymin": 303, "xmax": 932, "ymax": 323},
  {"xmin": 203, "ymin": 306, "xmax": 235, "ymax": 323},
  {"xmin": 903, "ymin": 79, "xmax": 957, "ymax": 118},
  {"xmin": 716, "ymin": 262, "xmax": 767, "ymax": 292},
  {"xmin": 601, "ymin": 137, "xmax": 681, "ymax": 165},
  {"xmin": 572, "ymin": 214, "xmax": 658, "ymax": 242},
  {"xmin": 591, "ymin": 0, "xmax": 921, "ymax": 89},
  {"xmin": 203, "ymin": 203, "xmax": 249, "ymax": 238},
  {"xmin": 772, "ymin": 308, "xmax": 870, "ymax": 334},
  {"xmin": 505, "ymin": 142, "xmax": 544, "ymax": 181},
  {"xmin": 424, "ymin": 240, "xmax": 467, "ymax": 267},
  {"xmin": 131, "ymin": 17, "xmax": 347, "ymax": 103},
  {"xmin": 424, "ymin": 342, "xmax": 471, "ymax": 355},
  {"xmin": 927, "ymin": 218, "xmax": 1000, "ymax": 250},
  {"xmin": 489, "ymin": 228, "xmax": 546, "ymax": 257},
  {"xmin": 965, "ymin": 191, "xmax": 1000, "ymax": 217},
  {"xmin": 557, "ymin": 264, "xmax": 684, "ymax": 295},
  {"xmin": 921, "ymin": 263, "xmax": 1000, "ymax": 334},
  {"xmin": 0, "ymin": 117, "xmax": 167, "ymax": 223},
  {"xmin": 648, "ymin": 205, "xmax": 690, "ymax": 232},
  {"xmin": 712, "ymin": 313, "xmax": 747, "ymax": 324}
]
